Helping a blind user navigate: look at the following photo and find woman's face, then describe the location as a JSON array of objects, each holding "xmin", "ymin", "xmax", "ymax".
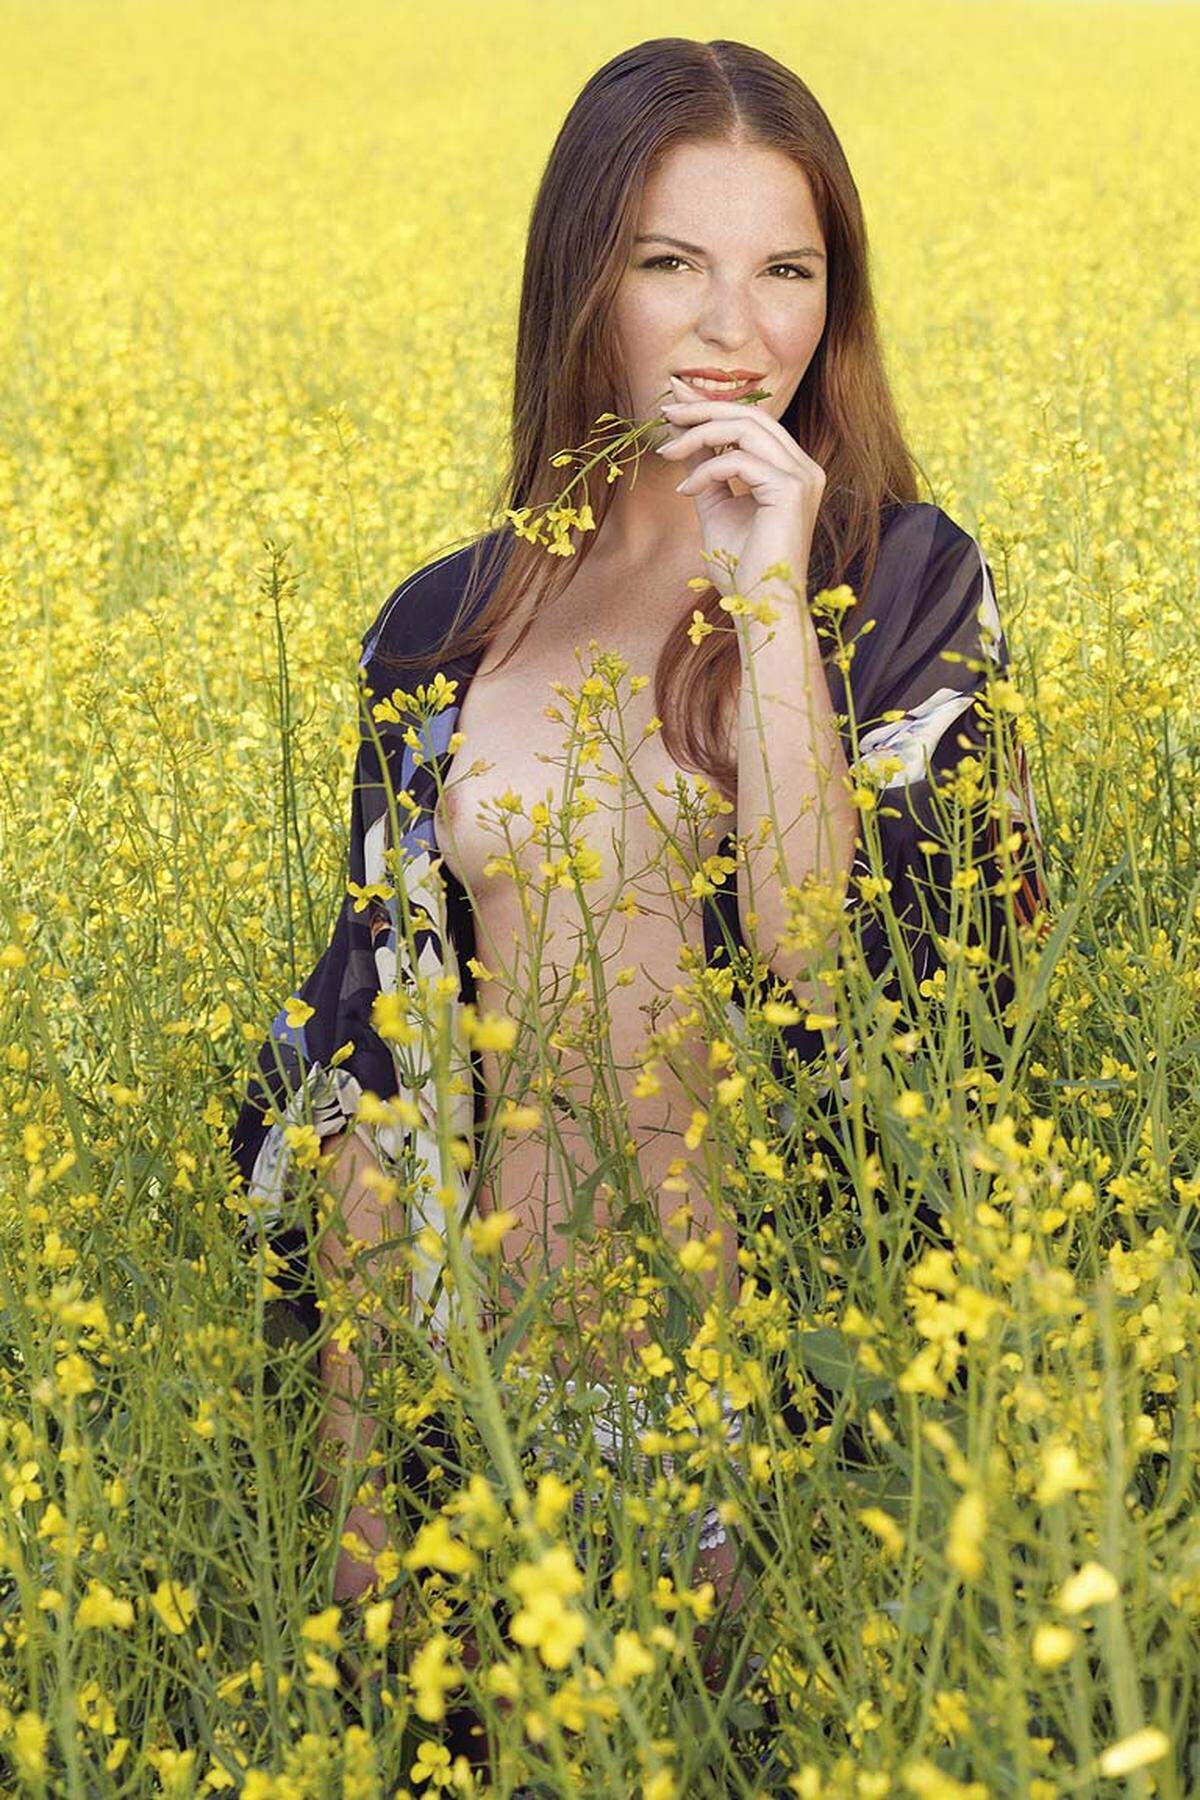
[{"xmin": 610, "ymin": 137, "xmax": 828, "ymax": 429}]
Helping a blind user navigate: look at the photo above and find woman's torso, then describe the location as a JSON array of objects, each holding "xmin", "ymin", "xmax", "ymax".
[{"xmin": 432, "ymin": 548, "xmax": 740, "ymax": 1290}]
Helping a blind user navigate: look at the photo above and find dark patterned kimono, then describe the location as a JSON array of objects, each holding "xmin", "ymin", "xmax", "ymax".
[{"xmin": 229, "ymin": 501, "xmax": 1050, "ymax": 1344}]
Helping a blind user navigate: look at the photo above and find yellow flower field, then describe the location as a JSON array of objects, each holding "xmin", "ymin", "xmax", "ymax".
[{"xmin": 1, "ymin": 0, "xmax": 1198, "ymax": 1793}]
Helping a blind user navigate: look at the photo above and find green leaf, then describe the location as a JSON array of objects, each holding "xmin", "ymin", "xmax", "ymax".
[{"xmin": 797, "ymin": 1326, "xmax": 857, "ymax": 1393}]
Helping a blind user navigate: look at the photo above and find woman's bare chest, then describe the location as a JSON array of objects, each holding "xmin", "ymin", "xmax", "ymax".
[
  {"xmin": 433, "ymin": 568, "xmax": 728, "ymax": 897},
  {"xmin": 435, "ymin": 649, "xmax": 698, "ymax": 896}
]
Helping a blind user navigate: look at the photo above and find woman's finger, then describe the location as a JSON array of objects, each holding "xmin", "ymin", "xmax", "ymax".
[
  {"xmin": 675, "ymin": 449, "xmax": 796, "ymax": 495},
  {"xmin": 663, "ymin": 387, "xmax": 811, "ymax": 470},
  {"xmin": 659, "ymin": 416, "xmax": 796, "ymax": 479}
]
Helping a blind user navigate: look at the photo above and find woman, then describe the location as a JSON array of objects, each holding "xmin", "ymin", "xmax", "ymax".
[{"xmin": 230, "ymin": 34, "xmax": 1049, "ymax": 1697}]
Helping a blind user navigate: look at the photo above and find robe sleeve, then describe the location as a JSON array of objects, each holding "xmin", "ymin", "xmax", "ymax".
[
  {"xmin": 227, "ymin": 637, "xmax": 410, "ymax": 1267},
  {"xmin": 780, "ymin": 504, "xmax": 1050, "ymax": 1092},
  {"xmin": 228, "ymin": 538, "xmax": 496, "ymax": 1356},
  {"xmin": 224, "ymin": 554, "xmax": 489, "ymax": 1274}
]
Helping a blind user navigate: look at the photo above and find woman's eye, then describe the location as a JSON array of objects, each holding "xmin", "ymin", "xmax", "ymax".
[{"xmin": 641, "ymin": 254, "xmax": 813, "ymax": 280}]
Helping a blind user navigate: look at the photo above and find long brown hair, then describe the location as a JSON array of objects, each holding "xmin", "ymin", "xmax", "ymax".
[{"xmin": 376, "ymin": 36, "xmax": 923, "ymax": 805}]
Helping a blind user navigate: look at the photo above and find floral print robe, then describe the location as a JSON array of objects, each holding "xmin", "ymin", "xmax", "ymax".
[{"xmin": 229, "ymin": 501, "xmax": 1050, "ymax": 1345}]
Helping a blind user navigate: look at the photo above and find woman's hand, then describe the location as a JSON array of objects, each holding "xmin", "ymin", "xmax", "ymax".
[{"xmin": 656, "ymin": 371, "xmax": 825, "ymax": 608}]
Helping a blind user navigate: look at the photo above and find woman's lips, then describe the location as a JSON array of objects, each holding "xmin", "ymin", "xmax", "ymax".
[{"xmin": 671, "ymin": 371, "xmax": 765, "ymax": 400}]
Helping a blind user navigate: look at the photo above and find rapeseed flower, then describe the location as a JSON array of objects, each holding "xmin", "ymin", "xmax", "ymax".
[{"xmin": 508, "ymin": 1546, "xmax": 587, "ymax": 1669}]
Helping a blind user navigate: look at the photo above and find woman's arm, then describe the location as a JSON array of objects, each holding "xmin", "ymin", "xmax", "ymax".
[{"xmin": 734, "ymin": 592, "xmax": 859, "ymax": 1015}]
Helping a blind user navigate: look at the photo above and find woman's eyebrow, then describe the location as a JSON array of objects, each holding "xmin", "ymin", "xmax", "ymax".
[{"xmin": 633, "ymin": 232, "xmax": 826, "ymax": 260}]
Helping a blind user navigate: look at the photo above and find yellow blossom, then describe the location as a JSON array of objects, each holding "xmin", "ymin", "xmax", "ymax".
[
  {"xmin": 610, "ymin": 1629, "xmax": 655, "ymax": 1687},
  {"xmin": 894, "ymin": 1088, "xmax": 926, "ymax": 1120},
  {"xmin": 468, "ymin": 1207, "xmax": 517, "ymax": 1254},
  {"xmin": 304, "ymin": 1650, "xmax": 340, "ymax": 1690},
  {"xmin": 485, "ymin": 1659, "xmax": 522, "ymax": 1700},
  {"xmin": 282, "ymin": 1121, "xmax": 322, "ymax": 1168},
  {"xmin": 858, "ymin": 1506, "xmax": 905, "ymax": 1559},
  {"xmin": 638, "ymin": 1342, "xmax": 674, "ymax": 1379},
  {"xmin": 346, "ymin": 878, "xmax": 396, "ymax": 912},
  {"xmin": 747, "ymin": 1136, "xmax": 785, "ymax": 1180},
  {"xmin": 11, "ymin": 1713, "xmax": 49, "ymax": 1781},
  {"xmin": 1035, "ymin": 1439, "xmax": 1095, "ymax": 1504},
  {"xmin": 150, "ymin": 1580, "xmax": 197, "ymax": 1635},
  {"xmin": 371, "ymin": 990, "xmax": 415, "ymax": 1043},
  {"xmin": 1098, "ymin": 1727, "xmax": 1170, "ymax": 1777},
  {"xmin": 76, "ymin": 1580, "xmax": 135, "ymax": 1632},
  {"xmin": 497, "ymin": 1101, "xmax": 542, "ymax": 1131},
  {"xmin": 1031, "ymin": 1623, "xmax": 1077, "ymax": 1668},
  {"xmin": 409, "ymin": 1633, "xmax": 463, "ymax": 1722},
  {"xmin": 930, "ymin": 1689, "xmax": 970, "ymax": 1743},
  {"xmin": 54, "ymin": 1352, "xmax": 95, "ymax": 1399},
  {"xmin": 683, "ymin": 1108, "xmax": 708, "ymax": 1148},
  {"xmin": 1057, "ymin": 1561, "xmax": 1118, "ymax": 1614},
  {"xmin": 410, "ymin": 1739, "xmax": 453, "ymax": 1787},
  {"xmin": 508, "ymin": 1546, "xmax": 587, "ymax": 1669},
  {"xmin": 534, "ymin": 1471, "xmax": 574, "ymax": 1532},
  {"xmin": 403, "ymin": 1514, "xmax": 477, "ymax": 1576},
  {"xmin": 946, "ymin": 1488, "xmax": 986, "ymax": 1581},
  {"xmin": 461, "ymin": 1006, "xmax": 517, "ymax": 1051},
  {"xmin": 901, "ymin": 1759, "xmax": 988, "ymax": 1798},
  {"xmin": 363, "ymin": 1598, "xmax": 392, "ymax": 1650},
  {"xmin": 678, "ymin": 1237, "xmax": 719, "ymax": 1274},
  {"xmin": 300, "ymin": 1605, "xmax": 343, "ymax": 1650},
  {"xmin": 509, "ymin": 1587, "xmax": 587, "ymax": 1669}
]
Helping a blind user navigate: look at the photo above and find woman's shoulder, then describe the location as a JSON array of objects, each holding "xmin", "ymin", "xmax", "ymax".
[
  {"xmin": 877, "ymin": 498, "xmax": 983, "ymax": 565},
  {"xmin": 839, "ymin": 500, "xmax": 1002, "ymax": 709},
  {"xmin": 867, "ymin": 499, "xmax": 995, "ymax": 622},
  {"xmin": 359, "ymin": 527, "xmax": 508, "ymax": 669}
]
